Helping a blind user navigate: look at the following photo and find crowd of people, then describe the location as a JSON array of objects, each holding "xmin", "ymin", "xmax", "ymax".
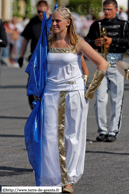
[
  {"xmin": 1, "ymin": 17, "xmax": 29, "ymax": 67},
  {"xmin": 0, "ymin": 0, "xmax": 129, "ymax": 193},
  {"xmin": 0, "ymin": 6, "xmax": 100, "ymax": 68},
  {"xmin": 1, "ymin": 1, "xmax": 128, "ymax": 69},
  {"xmin": 1, "ymin": 3, "xmax": 128, "ymax": 69}
]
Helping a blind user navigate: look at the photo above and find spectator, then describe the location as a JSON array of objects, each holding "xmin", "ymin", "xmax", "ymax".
[
  {"xmin": 119, "ymin": 6, "xmax": 128, "ymax": 20},
  {"xmin": 0, "ymin": 19, "xmax": 7, "ymax": 78},
  {"xmin": 8, "ymin": 17, "xmax": 24, "ymax": 66},
  {"xmin": 2, "ymin": 21, "xmax": 11, "ymax": 66},
  {"xmin": 18, "ymin": 0, "xmax": 51, "ymax": 109},
  {"xmin": 0, "ymin": 19, "xmax": 7, "ymax": 48}
]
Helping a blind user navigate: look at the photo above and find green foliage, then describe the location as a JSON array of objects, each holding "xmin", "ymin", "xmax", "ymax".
[
  {"xmin": 68, "ymin": 0, "xmax": 102, "ymax": 18},
  {"xmin": 13, "ymin": 0, "xmax": 21, "ymax": 17},
  {"xmin": 12, "ymin": 0, "xmax": 34, "ymax": 19},
  {"xmin": 25, "ymin": 0, "xmax": 32, "ymax": 19}
]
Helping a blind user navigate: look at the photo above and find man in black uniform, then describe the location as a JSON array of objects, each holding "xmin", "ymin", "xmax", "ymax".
[
  {"xmin": 85, "ymin": 0, "xmax": 129, "ymax": 142},
  {"xmin": 18, "ymin": 0, "xmax": 50, "ymax": 109}
]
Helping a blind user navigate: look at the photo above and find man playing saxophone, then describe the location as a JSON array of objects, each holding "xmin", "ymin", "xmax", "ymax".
[{"xmin": 85, "ymin": 0, "xmax": 129, "ymax": 142}]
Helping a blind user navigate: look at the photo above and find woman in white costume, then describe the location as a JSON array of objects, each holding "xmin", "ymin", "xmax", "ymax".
[{"xmin": 34, "ymin": 7, "xmax": 108, "ymax": 193}]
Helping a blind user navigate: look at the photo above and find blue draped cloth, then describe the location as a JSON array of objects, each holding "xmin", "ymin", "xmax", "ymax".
[
  {"xmin": 47, "ymin": 14, "xmax": 52, "ymax": 36},
  {"xmin": 24, "ymin": 4, "xmax": 58, "ymax": 186}
]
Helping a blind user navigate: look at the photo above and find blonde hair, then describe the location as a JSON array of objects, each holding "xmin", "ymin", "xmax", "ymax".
[{"xmin": 48, "ymin": 7, "xmax": 80, "ymax": 48}]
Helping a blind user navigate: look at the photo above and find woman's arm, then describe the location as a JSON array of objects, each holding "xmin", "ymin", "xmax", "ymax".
[
  {"xmin": 81, "ymin": 55, "xmax": 89, "ymax": 86},
  {"xmin": 76, "ymin": 39, "xmax": 108, "ymax": 100},
  {"xmin": 81, "ymin": 55, "xmax": 89, "ymax": 75},
  {"xmin": 76, "ymin": 39, "xmax": 108, "ymax": 72}
]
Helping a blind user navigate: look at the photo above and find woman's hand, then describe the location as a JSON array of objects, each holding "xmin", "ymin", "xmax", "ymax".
[
  {"xmin": 33, "ymin": 95, "xmax": 41, "ymax": 102},
  {"xmin": 76, "ymin": 39, "xmax": 108, "ymax": 100}
]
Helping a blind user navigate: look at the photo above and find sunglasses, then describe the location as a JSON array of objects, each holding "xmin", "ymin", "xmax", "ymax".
[
  {"xmin": 103, "ymin": 8, "xmax": 113, "ymax": 12},
  {"xmin": 37, "ymin": 10, "xmax": 44, "ymax": 14}
]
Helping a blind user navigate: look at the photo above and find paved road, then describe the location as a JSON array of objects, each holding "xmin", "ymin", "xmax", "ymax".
[{"xmin": 0, "ymin": 56, "xmax": 129, "ymax": 194}]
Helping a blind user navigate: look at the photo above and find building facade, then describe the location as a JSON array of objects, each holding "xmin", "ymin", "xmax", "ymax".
[
  {"xmin": 0, "ymin": 0, "xmax": 55, "ymax": 21},
  {"xmin": 0, "ymin": 0, "xmax": 70, "ymax": 21},
  {"xmin": 0, "ymin": 0, "xmax": 13, "ymax": 21}
]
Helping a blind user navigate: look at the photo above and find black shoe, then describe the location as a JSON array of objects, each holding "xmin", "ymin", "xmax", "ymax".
[
  {"xmin": 96, "ymin": 134, "xmax": 107, "ymax": 142},
  {"xmin": 106, "ymin": 134, "xmax": 116, "ymax": 142}
]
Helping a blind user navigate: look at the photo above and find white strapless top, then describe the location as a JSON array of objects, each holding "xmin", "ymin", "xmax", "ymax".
[{"xmin": 46, "ymin": 47, "xmax": 85, "ymax": 91}]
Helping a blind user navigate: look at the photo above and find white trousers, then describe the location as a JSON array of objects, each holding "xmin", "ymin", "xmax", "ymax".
[
  {"xmin": 94, "ymin": 54, "xmax": 124, "ymax": 136},
  {"xmin": 41, "ymin": 90, "xmax": 89, "ymax": 186}
]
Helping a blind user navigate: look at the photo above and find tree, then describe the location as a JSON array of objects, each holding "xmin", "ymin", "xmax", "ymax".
[
  {"xmin": 13, "ymin": 0, "xmax": 21, "ymax": 17},
  {"xmin": 68, "ymin": 0, "xmax": 102, "ymax": 18},
  {"xmin": 13, "ymin": 0, "xmax": 34, "ymax": 19},
  {"xmin": 25, "ymin": 0, "xmax": 32, "ymax": 18}
]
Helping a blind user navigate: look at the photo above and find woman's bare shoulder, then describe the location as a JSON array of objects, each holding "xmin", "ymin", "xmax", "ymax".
[{"xmin": 76, "ymin": 38, "xmax": 87, "ymax": 54}]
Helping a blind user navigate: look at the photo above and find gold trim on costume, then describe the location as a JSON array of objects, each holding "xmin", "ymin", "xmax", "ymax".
[
  {"xmin": 49, "ymin": 38, "xmax": 82, "ymax": 54},
  {"xmin": 58, "ymin": 91, "xmax": 68, "ymax": 185},
  {"xmin": 85, "ymin": 70, "xmax": 105, "ymax": 100},
  {"xmin": 49, "ymin": 47, "xmax": 76, "ymax": 54},
  {"xmin": 68, "ymin": 81, "xmax": 76, "ymax": 84}
]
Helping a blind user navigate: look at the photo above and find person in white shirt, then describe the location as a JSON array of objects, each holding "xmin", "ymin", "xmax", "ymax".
[{"xmin": 119, "ymin": 6, "xmax": 128, "ymax": 21}]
